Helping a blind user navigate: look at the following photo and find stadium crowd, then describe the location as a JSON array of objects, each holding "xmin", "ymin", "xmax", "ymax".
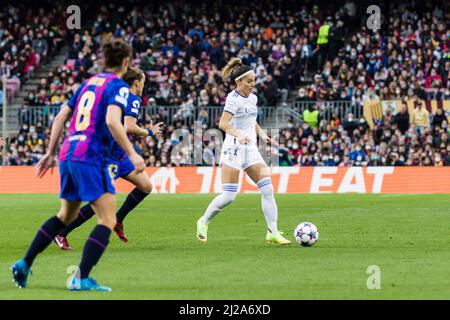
[
  {"xmin": 5, "ymin": 98, "xmax": 450, "ymax": 167},
  {"xmin": 294, "ymin": 1, "xmax": 450, "ymax": 105},
  {"xmin": 278, "ymin": 101, "xmax": 450, "ymax": 167},
  {"xmin": 19, "ymin": 0, "xmax": 338, "ymax": 110},
  {"xmin": 0, "ymin": 3, "xmax": 67, "ymax": 104},
  {"xmin": 9, "ymin": 0, "xmax": 449, "ymax": 112},
  {"xmin": 1, "ymin": 0, "xmax": 449, "ymax": 167}
]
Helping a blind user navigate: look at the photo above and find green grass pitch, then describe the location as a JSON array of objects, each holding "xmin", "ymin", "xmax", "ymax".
[{"xmin": 1, "ymin": 193, "xmax": 450, "ymax": 300}]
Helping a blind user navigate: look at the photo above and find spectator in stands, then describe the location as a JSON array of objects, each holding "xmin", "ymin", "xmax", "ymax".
[
  {"xmin": 343, "ymin": 113, "xmax": 358, "ymax": 137},
  {"xmin": 263, "ymin": 75, "xmax": 279, "ymax": 106},
  {"xmin": 295, "ymin": 88, "xmax": 309, "ymax": 102},
  {"xmin": 412, "ymin": 100, "xmax": 430, "ymax": 131},
  {"xmin": 328, "ymin": 19, "xmax": 345, "ymax": 60},
  {"xmin": 303, "ymin": 103, "xmax": 320, "ymax": 128},
  {"xmin": 68, "ymin": 33, "xmax": 83, "ymax": 59},
  {"xmin": 279, "ymin": 145, "xmax": 294, "ymax": 166},
  {"xmin": 32, "ymin": 33, "xmax": 48, "ymax": 63},
  {"xmin": 444, "ymin": 145, "xmax": 450, "ymax": 166},
  {"xmin": 0, "ymin": 61, "xmax": 12, "ymax": 78},
  {"xmin": 315, "ymin": 16, "xmax": 332, "ymax": 70},
  {"xmin": 432, "ymin": 108, "xmax": 447, "ymax": 128},
  {"xmin": 299, "ymin": 38, "xmax": 313, "ymax": 76},
  {"xmin": 395, "ymin": 101, "xmax": 410, "ymax": 134}
]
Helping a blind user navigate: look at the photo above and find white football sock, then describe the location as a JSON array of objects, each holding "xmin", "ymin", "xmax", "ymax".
[
  {"xmin": 199, "ymin": 184, "xmax": 238, "ymax": 224},
  {"xmin": 257, "ymin": 178, "xmax": 278, "ymax": 234}
]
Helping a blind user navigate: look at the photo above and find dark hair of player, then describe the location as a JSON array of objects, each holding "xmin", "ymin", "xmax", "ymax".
[{"xmin": 102, "ymin": 36, "xmax": 132, "ymax": 69}]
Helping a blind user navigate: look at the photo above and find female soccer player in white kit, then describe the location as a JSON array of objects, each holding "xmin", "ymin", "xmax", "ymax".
[{"xmin": 196, "ymin": 58, "xmax": 291, "ymax": 245}]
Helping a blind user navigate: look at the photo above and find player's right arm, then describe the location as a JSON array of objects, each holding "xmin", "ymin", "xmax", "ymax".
[
  {"xmin": 219, "ymin": 97, "xmax": 250, "ymax": 144},
  {"xmin": 124, "ymin": 116, "xmax": 163, "ymax": 137},
  {"xmin": 106, "ymin": 105, "xmax": 145, "ymax": 173},
  {"xmin": 123, "ymin": 95, "xmax": 163, "ymax": 137},
  {"xmin": 47, "ymin": 105, "xmax": 73, "ymax": 156},
  {"xmin": 0, "ymin": 137, "xmax": 5, "ymax": 148},
  {"xmin": 35, "ymin": 105, "xmax": 73, "ymax": 178}
]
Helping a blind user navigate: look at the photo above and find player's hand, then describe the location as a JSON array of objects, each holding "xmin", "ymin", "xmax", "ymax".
[
  {"xmin": 0, "ymin": 138, "xmax": 5, "ymax": 148},
  {"xmin": 237, "ymin": 134, "xmax": 251, "ymax": 145},
  {"xmin": 149, "ymin": 121, "xmax": 164, "ymax": 137},
  {"xmin": 261, "ymin": 135, "xmax": 279, "ymax": 148},
  {"xmin": 35, "ymin": 153, "xmax": 57, "ymax": 178},
  {"xmin": 129, "ymin": 153, "xmax": 145, "ymax": 173}
]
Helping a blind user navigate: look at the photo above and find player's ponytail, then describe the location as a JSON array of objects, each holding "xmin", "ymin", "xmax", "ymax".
[
  {"xmin": 221, "ymin": 57, "xmax": 253, "ymax": 82},
  {"xmin": 221, "ymin": 57, "xmax": 243, "ymax": 79}
]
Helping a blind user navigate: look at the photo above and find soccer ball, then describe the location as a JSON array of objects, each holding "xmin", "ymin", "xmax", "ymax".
[{"xmin": 294, "ymin": 222, "xmax": 319, "ymax": 246}]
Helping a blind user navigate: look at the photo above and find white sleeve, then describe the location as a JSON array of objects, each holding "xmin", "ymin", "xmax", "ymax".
[
  {"xmin": 253, "ymin": 94, "xmax": 258, "ymax": 106},
  {"xmin": 223, "ymin": 96, "xmax": 238, "ymax": 115}
]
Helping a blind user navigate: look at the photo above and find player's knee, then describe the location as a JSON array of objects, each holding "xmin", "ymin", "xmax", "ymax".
[
  {"xmin": 56, "ymin": 211, "xmax": 77, "ymax": 225},
  {"xmin": 57, "ymin": 215, "xmax": 72, "ymax": 226},
  {"xmin": 98, "ymin": 216, "xmax": 116, "ymax": 230},
  {"xmin": 138, "ymin": 181, "xmax": 153, "ymax": 194}
]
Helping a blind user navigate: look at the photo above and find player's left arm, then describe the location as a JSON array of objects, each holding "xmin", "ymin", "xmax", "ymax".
[{"xmin": 124, "ymin": 116, "xmax": 163, "ymax": 137}]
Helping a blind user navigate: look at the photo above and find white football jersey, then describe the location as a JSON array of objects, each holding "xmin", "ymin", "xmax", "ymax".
[{"xmin": 223, "ymin": 90, "xmax": 258, "ymax": 145}]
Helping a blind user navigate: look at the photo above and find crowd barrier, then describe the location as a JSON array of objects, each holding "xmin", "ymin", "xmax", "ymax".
[
  {"xmin": 0, "ymin": 166, "xmax": 449, "ymax": 194},
  {"xmin": 4, "ymin": 105, "xmax": 280, "ymax": 131},
  {"xmin": 292, "ymin": 101, "xmax": 362, "ymax": 122}
]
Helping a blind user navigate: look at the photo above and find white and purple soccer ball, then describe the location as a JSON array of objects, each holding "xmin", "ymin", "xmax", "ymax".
[{"xmin": 294, "ymin": 222, "xmax": 319, "ymax": 247}]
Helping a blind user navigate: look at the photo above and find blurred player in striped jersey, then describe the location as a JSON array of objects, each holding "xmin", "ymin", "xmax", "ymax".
[
  {"xmin": 11, "ymin": 37, "xmax": 145, "ymax": 292},
  {"xmin": 54, "ymin": 67, "xmax": 163, "ymax": 250}
]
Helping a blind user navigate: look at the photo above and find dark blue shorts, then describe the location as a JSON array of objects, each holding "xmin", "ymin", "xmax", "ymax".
[
  {"xmin": 59, "ymin": 161, "xmax": 116, "ymax": 202},
  {"xmin": 107, "ymin": 155, "xmax": 135, "ymax": 181}
]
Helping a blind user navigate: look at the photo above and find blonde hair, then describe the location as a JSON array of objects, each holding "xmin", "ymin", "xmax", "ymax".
[{"xmin": 221, "ymin": 57, "xmax": 243, "ymax": 80}]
